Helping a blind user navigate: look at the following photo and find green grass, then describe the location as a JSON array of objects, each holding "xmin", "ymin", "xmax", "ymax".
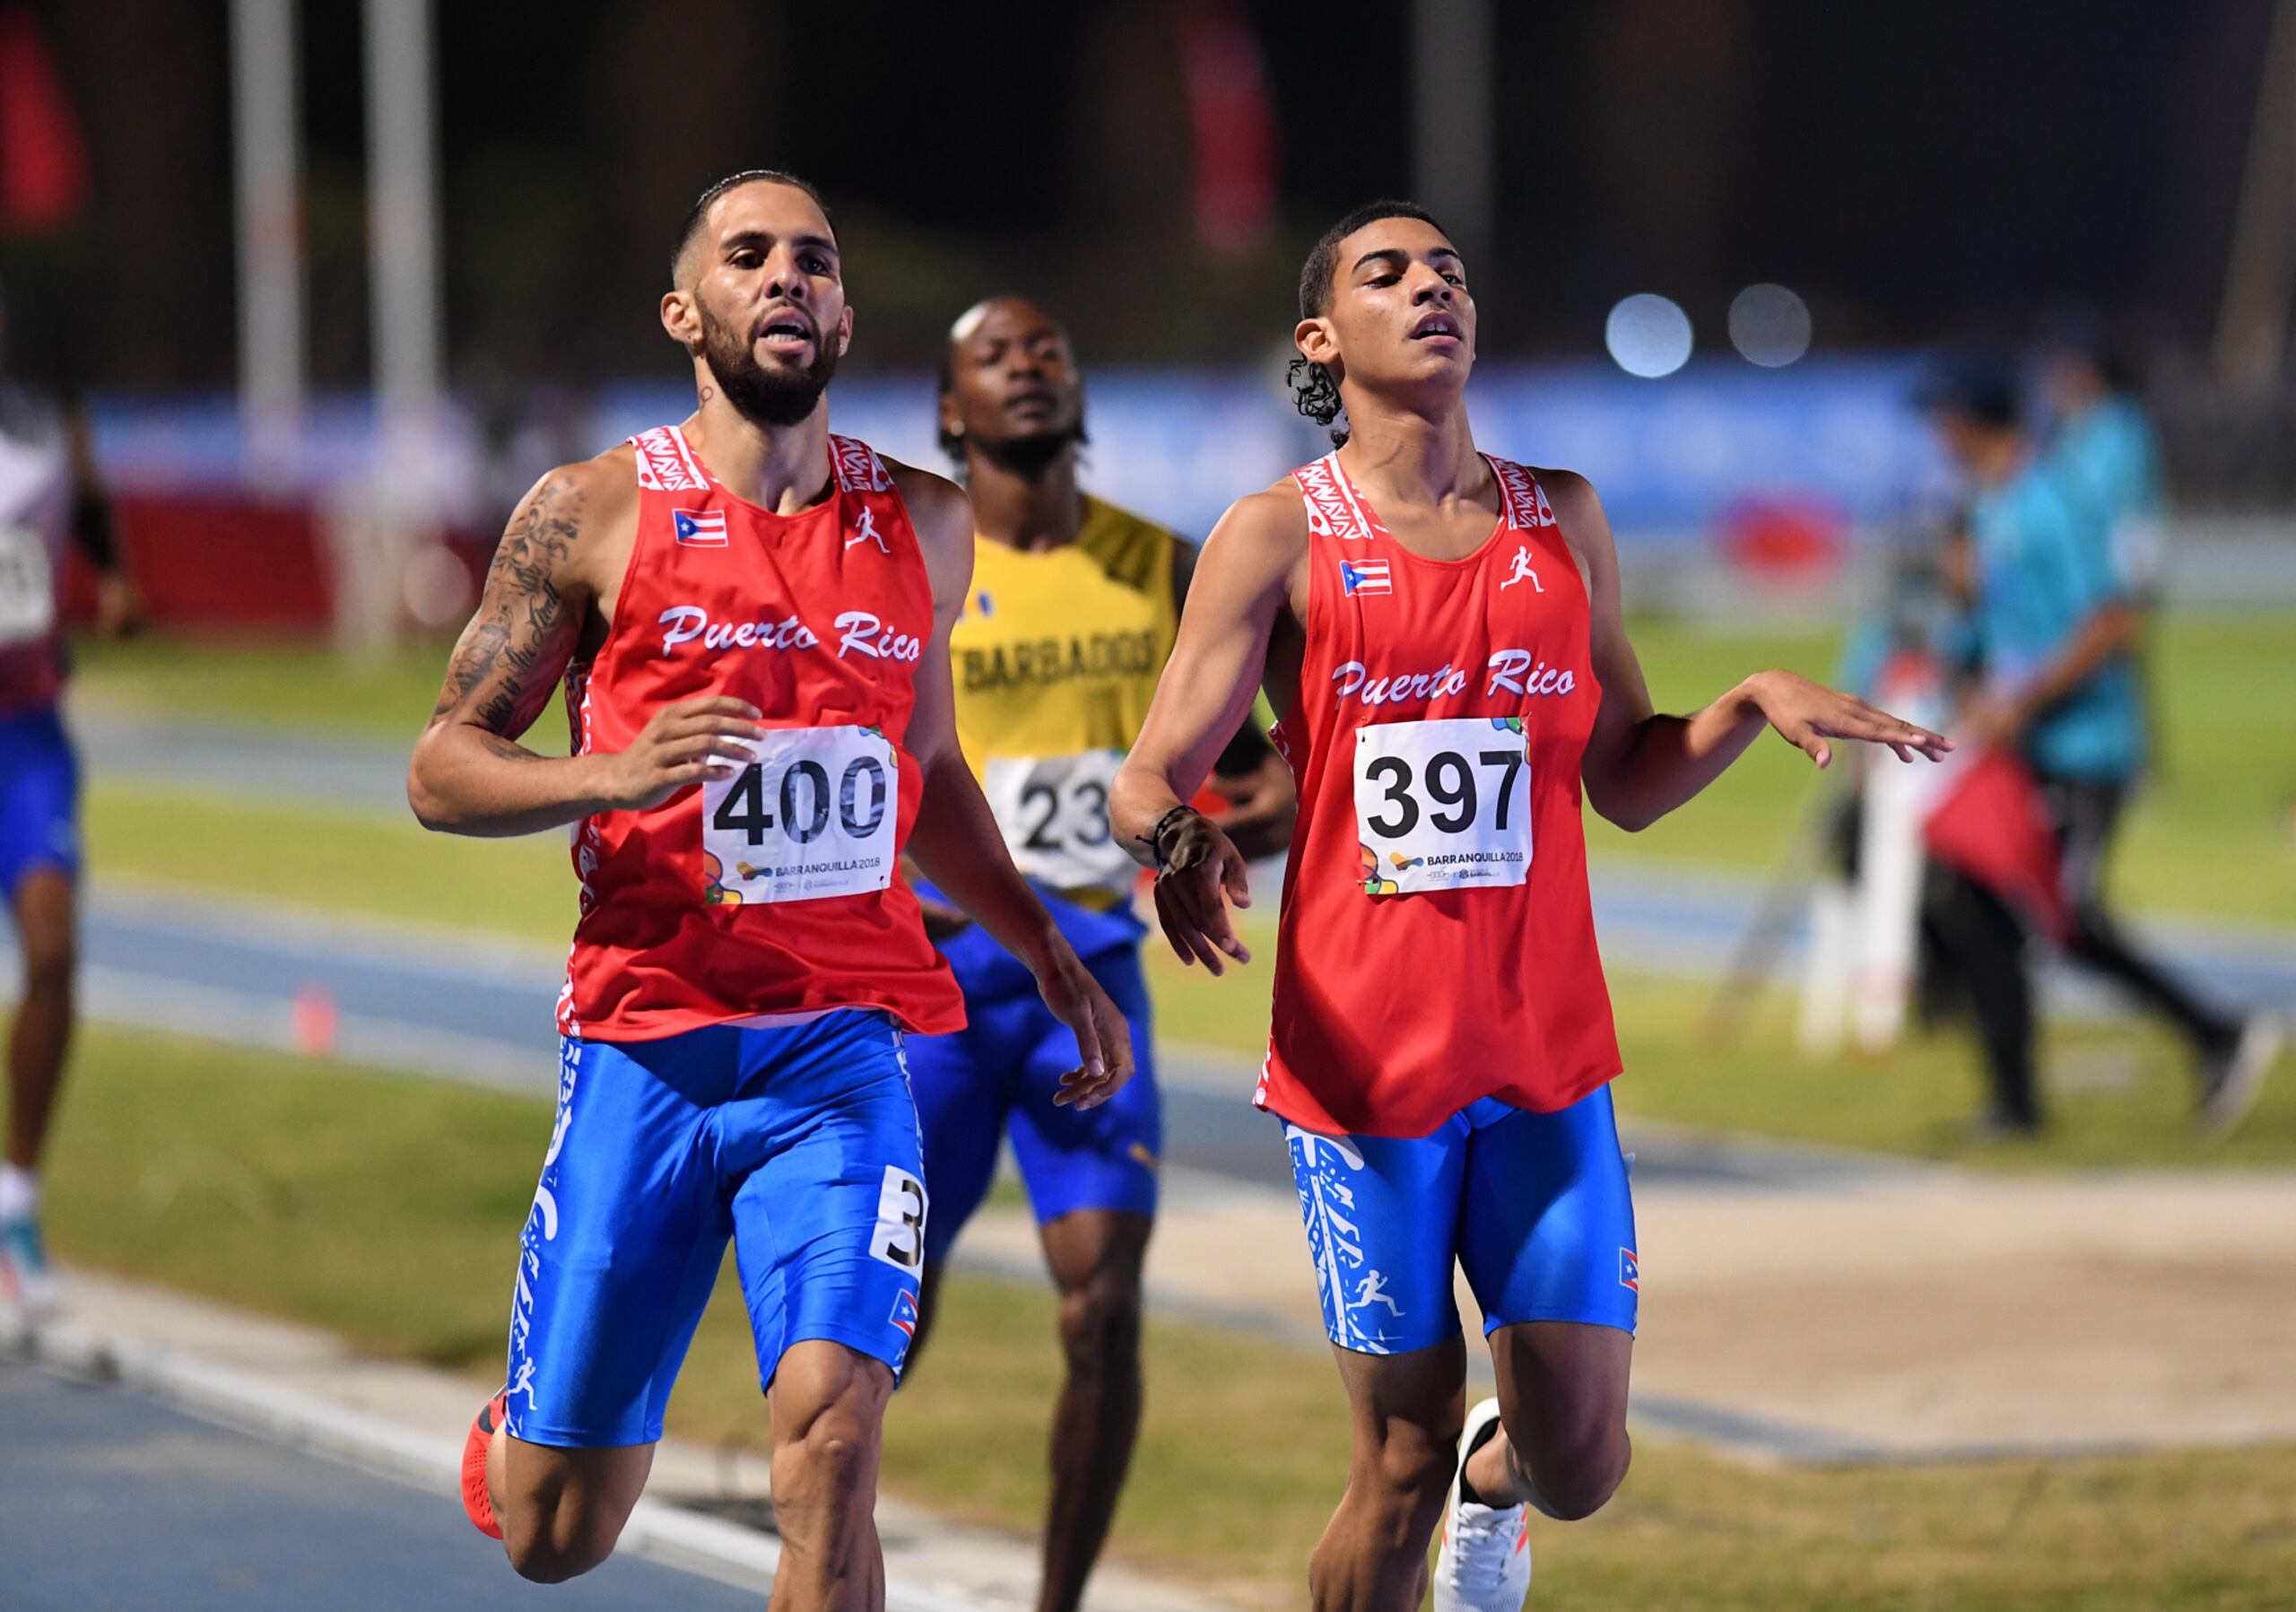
[
  {"xmin": 1143, "ymin": 940, "xmax": 2296, "ymax": 1168},
  {"xmin": 1584, "ymin": 612, "xmax": 2296, "ymax": 924},
  {"xmin": 74, "ymin": 763, "xmax": 2296, "ymax": 1168},
  {"xmin": 67, "ymin": 612, "xmax": 2296, "ymax": 924},
  {"xmin": 69, "ymin": 636, "xmax": 472, "ymax": 746},
  {"xmin": 83, "ymin": 781, "xmax": 574, "ymax": 940},
  {"xmin": 39, "ymin": 1023, "xmax": 2296, "ymax": 1610}
]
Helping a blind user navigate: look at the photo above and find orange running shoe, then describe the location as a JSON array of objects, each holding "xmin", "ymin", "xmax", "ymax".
[{"xmin": 461, "ymin": 1389, "xmax": 508, "ymax": 1540}]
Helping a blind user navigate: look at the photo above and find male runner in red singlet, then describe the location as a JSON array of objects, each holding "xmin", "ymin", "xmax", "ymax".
[
  {"xmin": 1111, "ymin": 202, "xmax": 1947, "ymax": 1612},
  {"xmin": 409, "ymin": 170, "xmax": 1131, "ymax": 1609}
]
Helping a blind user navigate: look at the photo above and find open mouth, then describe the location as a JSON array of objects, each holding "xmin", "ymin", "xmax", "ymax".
[
  {"xmin": 756, "ymin": 313, "xmax": 816, "ymax": 354},
  {"xmin": 1410, "ymin": 311, "xmax": 1463, "ymax": 343}
]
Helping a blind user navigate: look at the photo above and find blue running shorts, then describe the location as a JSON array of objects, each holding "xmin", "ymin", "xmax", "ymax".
[
  {"xmin": 1283, "ymin": 1084, "xmax": 1638, "ymax": 1355},
  {"xmin": 902, "ymin": 926, "xmax": 1159, "ymax": 1263},
  {"xmin": 504, "ymin": 1011, "xmax": 928, "ymax": 1449},
  {"xmin": 0, "ymin": 707, "xmax": 78, "ymax": 900}
]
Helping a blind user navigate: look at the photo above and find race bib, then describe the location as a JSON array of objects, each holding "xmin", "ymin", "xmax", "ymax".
[
  {"xmin": 701, "ymin": 725, "xmax": 899, "ymax": 905},
  {"xmin": 0, "ymin": 523, "xmax": 57, "ymax": 649},
  {"xmin": 983, "ymin": 748, "xmax": 1134, "ymax": 893},
  {"xmin": 1352, "ymin": 718, "xmax": 1531, "ymax": 895}
]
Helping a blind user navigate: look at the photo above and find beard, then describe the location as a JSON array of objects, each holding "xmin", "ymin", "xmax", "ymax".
[
  {"xmin": 698, "ymin": 300, "xmax": 841, "ymax": 427},
  {"xmin": 970, "ymin": 414, "xmax": 1087, "ymax": 477}
]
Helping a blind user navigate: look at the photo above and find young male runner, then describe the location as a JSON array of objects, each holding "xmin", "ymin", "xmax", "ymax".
[
  {"xmin": 0, "ymin": 281, "xmax": 135, "ymax": 1317},
  {"xmin": 1110, "ymin": 202, "xmax": 1947, "ymax": 1611},
  {"xmin": 409, "ymin": 172, "xmax": 1131, "ymax": 1608},
  {"xmin": 898, "ymin": 295, "xmax": 1293, "ymax": 1612}
]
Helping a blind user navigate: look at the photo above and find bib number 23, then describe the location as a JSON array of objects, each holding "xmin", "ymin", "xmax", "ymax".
[
  {"xmin": 702, "ymin": 725, "xmax": 898, "ymax": 905},
  {"xmin": 1352, "ymin": 717, "xmax": 1531, "ymax": 895}
]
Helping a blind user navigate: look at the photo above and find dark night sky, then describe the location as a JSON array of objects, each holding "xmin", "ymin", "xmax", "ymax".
[{"xmin": 4, "ymin": 0, "xmax": 2272, "ymax": 390}]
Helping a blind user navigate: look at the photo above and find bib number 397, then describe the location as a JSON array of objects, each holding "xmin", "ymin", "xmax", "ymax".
[
  {"xmin": 702, "ymin": 725, "xmax": 898, "ymax": 906},
  {"xmin": 1352, "ymin": 717, "xmax": 1531, "ymax": 895}
]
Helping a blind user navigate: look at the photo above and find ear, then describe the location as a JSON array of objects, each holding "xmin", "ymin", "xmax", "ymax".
[
  {"xmin": 936, "ymin": 386, "xmax": 963, "ymax": 440},
  {"xmin": 1294, "ymin": 316, "xmax": 1339, "ymax": 370},
  {"xmin": 833, "ymin": 304, "xmax": 856, "ymax": 359},
  {"xmin": 661, "ymin": 288, "xmax": 700, "ymax": 350}
]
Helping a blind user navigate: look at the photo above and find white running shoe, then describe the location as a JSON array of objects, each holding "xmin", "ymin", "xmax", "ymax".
[
  {"xmin": 1433, "ymin": 1396, "xmax": 1532, "ymax": 1612},
  {"xmin": 2200, "ymin": 1014, "xmax": 2283, "ymax": 1139},
  {"xmin": 0, "ymin": 1207, "xmax": 62, "ymax": 1320}
]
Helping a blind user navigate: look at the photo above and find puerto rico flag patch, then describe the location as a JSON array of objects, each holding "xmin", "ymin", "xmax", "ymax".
[
  {"xmin": 673, "ymin": 509, "xmax": 729, "ymax": 547},
  {"xmin": 889, "ymin": 1289, "xmax": 920, "ymax": 1338},
  {"xmin": 1340, "ymin": 558, "xmax": 1392, "ymax": 597},
  {"xmin": 1619, "ymin": 1249, "xmax": 1639, "ymax": 1293}
]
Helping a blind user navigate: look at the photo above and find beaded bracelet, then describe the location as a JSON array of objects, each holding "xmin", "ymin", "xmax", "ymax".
[{"xmin": 1140, "ymin": 804, "xmax": 1201, "ymax": 874}]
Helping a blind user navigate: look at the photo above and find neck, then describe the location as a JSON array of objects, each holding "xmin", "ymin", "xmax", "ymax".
[
  {"xmin": 965, "ymin": 445, "xmax": 1084, "ymax": 551},
  {"xmin": 1974, "ymin": 432, "xmax": 2029, "ymax": 490},
  {"xmin": 683, "ymin": 383, "xmax": 834, "ymax": 514},
  {"xmin": 1334, "ymin": 388, "xmax": 1481, "ymax": 508}
]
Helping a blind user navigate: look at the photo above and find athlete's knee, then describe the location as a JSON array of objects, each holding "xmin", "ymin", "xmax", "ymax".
[
  {"xmin": 14, "ymin": 911, "xmax": 74, "ymax": 987},
  {"xmin": 1055, "ymin": 1270, "xmax": 1143, "ymax": 1378},
  {"xmin": 1512, "ymin": 1421, "xmax": 1630, "ymax": 1522},
  {"xmin": 502, "ymin": 1501, "xmax": 623, "ymax": 1583},
  {"xmin": 772, "ymin": 1346, "xmax": 891, "ymax": 1503}
]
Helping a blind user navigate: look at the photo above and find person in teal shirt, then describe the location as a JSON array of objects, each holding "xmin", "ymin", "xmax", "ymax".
[
  {"xmin": 2037, "ymin": 313, "xmax": 2167, "ymax": 600},
  {"xmin": 1918, "ymin": 352, "xmax": 2277, "ymax": 1135}
]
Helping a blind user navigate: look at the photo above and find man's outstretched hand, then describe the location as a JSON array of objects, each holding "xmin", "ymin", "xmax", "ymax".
[
  {"xmin": 1036, "ymin": 944, "xmax": 1136, "ymax": 1110},
  {"xmin": 1744, "ymin": 669, "xmax": 1953, "ymax": 770}
]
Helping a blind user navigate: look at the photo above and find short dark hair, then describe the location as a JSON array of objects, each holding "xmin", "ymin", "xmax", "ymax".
[
  {"xmin": 1297, "ymin": 198, "xmax": 1447, "ymax": 322},
  {"xmin": 1289, "ymin": 200, "xmax": 1448, "ymax": 447},
  {"xmin": 1911, "ymin": 348, "xmax": 2022, "ymax": 432},
  {"xmin": 671, "ymin": 169, "xmax": 832, "ymax": 286}
]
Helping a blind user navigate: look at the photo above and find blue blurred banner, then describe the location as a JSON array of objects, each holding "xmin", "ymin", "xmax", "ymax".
[{"xmin": 89, "ymin": 357, "xmax": 1947, "ymax": 548}]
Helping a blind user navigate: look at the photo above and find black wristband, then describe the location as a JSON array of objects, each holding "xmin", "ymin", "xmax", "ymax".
[{"xmin": 1140, "ymin": 804, "xmax": 1200, "ymax": 874}]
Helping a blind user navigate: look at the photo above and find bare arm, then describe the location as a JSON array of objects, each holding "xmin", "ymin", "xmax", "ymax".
[
  {"xmin": 62, "ymin": 399, "xmax": 136, "ymax": 635},
  {"xmin": 1112, "ymin": 490, "xmax": 1304, "ymax": 973},
  {"xmin": 1558, "ymin": 471, "xmax": 1950, "ymax": 832},
  {"xmin": 1966, "ymin": 602, "xmax": 2141, "ymax": 749},
  {"xmin": 407, "ymin": 460, "xmax": 761, "ymax": 837},
  {"xmin": 1171, "ymin": 533, "xmax": 1298, "ymax": 861},
  {"xmin": 892, "ymin": 462, "xmax": 1133, "ymax": 1103}
]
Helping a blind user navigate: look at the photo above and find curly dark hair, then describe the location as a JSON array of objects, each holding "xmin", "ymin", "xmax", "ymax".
[
  {"xmin": 670, "ymin": 169, "xmax": 832, "ymax": 286},
  {"xmin": 1288, "ymin": 199, "xmax": 1446, "ymax": 448}
]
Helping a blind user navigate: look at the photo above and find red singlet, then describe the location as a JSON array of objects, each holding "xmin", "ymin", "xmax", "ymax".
[
  {"xmin": 557, "ymin": 425, "xmax": 964, "ymax": 1041},
  {"xmin": 1258, "ymin": 450, "xmax": 1622, "ymax": 1137}
]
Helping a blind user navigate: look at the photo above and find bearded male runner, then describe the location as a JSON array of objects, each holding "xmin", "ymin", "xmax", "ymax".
[
  {"xmin": 1110, "ymin": 201, "xmax": 1947, "ymax": 1612},
  {"xmin": 898, "ymin": 294, "xmax": 1293, "ymax": 1612},
  {"xmin": 408, "ymin": 171, "xmax": 1131, "ymax": 1609}
]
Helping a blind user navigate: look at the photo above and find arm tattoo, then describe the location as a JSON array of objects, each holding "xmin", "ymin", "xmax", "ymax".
[{"xmin": 430, "ymin": 474, "xmax": 587, "ymax": 738}]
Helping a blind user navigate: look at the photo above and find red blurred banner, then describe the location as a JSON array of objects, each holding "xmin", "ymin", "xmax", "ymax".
[
  {"xmin": 0, "ymin": 3, "xmax": 88, "ymax": 235},
  {"xmin": 1178, "ymin": 0, "xmax": 1275, "ymax": 260}
]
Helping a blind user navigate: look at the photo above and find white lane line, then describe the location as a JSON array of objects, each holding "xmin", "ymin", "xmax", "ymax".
[{"xmin": 15, "ymin": 1316, "xmax": 987, "ymax": 1612}]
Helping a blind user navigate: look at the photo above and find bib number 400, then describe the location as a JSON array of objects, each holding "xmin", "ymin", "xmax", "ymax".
[
  {"xmin": 711, "ymin": 754, "xmax": 889, "ymax": 844},
  {"xmin": 700, "ymin": 725, "xmax": 898, "ymax": 906}
]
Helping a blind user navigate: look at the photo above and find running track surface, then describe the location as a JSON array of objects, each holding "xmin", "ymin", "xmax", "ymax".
[{"xmin": 0, "ymin": 1358, "xmax": 762, "ymax": 1612}]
